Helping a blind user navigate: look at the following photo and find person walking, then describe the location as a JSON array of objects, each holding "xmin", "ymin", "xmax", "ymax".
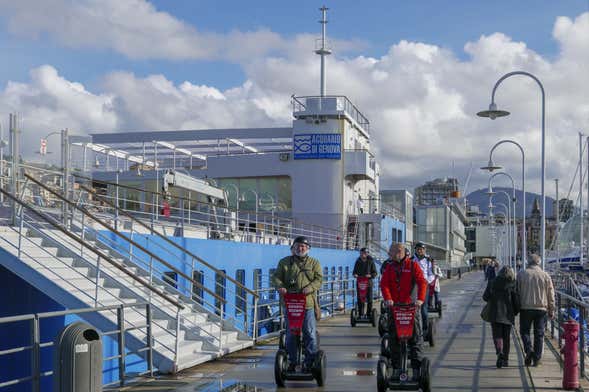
[
  {"xmin": 517, "ymin": 254, "xmax": 555, "ymax": 367},
  {"xmin": 483, "ymin": 266, "xmax": 520, "ymax": 368}
]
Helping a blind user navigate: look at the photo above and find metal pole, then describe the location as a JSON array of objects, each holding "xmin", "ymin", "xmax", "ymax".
[
  {"xmin": 115, "ymin": 170, "xmax": 120, "ymax": 231},
  {"xmin": 580, "ymin": 132, "xmax": 584, "ymax": 267},
  {"xmin": 0, "ymin": 122, "xmax": 4, "ymax": 204},
  {"xmin": 556, "ymin": 178, "xmax": 560, "ymax": 270}
]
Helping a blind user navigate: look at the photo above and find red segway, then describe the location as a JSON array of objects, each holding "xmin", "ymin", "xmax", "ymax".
[
  {"xmin": 274, "ymin": 293, "xmax": 326, "ymax": 387},
  {"xmin": 351, "ymin": 277, "xmax": 378, "ymax": 327},
  {"xmin": 377, "ymin": 304, "xmax": 431, "ymax": 392}
]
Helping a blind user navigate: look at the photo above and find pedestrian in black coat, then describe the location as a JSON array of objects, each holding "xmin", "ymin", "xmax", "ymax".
[{"xmin": 483, "ymin": 266, "xmax": 520, "ymax": 368}]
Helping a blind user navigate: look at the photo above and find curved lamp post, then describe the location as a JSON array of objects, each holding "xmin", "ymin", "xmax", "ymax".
[
  {"xmin": 488, "ymin": 171, "xmax": 518, "ymax": 268},
  {"xmin": 495, "ymin": 201, "xmax": 512, "ymax": 268},
  {"xmin": 494, "ymin": 211, "xmax": 509, "ymax": 264},
  {"xmin": 477, "ymin": 71, "xmax": 546, "ymax": 268},
  {"xmin": 481, "ymin": 139, "xmax": 526, "ymax": 264}
]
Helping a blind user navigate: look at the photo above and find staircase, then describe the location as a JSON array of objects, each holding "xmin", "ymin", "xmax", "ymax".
[{"xmin": 0, "ymin": 180, "xmax": 255, "ymax": 373}]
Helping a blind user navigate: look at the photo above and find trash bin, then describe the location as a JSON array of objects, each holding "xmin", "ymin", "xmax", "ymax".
[{"xmin": 53, "ymin": 321, "xmax": 102, "ymax": 392}]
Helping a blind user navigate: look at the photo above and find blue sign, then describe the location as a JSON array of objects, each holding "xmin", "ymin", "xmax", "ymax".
[{"xmin": 293, "ymin": 133, "xmax": 342, "ymax": 160}]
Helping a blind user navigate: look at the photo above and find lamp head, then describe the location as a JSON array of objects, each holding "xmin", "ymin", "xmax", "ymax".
[
  {"xmin": 481, "ymin": 158, "xmax": 503, "ymax": 172},
  {"xmin": 477, "ymin": 102, "xmax": 510, "ymax": 120}
]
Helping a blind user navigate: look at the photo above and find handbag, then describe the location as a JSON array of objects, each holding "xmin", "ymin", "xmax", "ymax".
[{"xmin": 480, "ymin": 303, "xmax": 491, "ymax": 322}]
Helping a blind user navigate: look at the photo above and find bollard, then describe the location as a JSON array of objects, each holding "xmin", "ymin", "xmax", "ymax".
[{"xmin": 561, "ymin": 320, "xmax": 580, "ymax": 390}]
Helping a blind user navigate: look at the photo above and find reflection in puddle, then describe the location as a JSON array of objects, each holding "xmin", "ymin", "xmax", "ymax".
[{"xmin": 199, "ymin": 380, "xmax": 264, "ymax": 391}]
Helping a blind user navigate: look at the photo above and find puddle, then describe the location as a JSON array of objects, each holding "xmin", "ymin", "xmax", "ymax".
[
  {"xmin": 219, "ymin": 357, "xmax": 261, "ymax": 364},
  {"xmin": 198, "ymin": 380, "xmax": 264, "ymax": 392},
  {"xmin": 341, "ymin": 369, "xmax": 376, "ymax": 376}
]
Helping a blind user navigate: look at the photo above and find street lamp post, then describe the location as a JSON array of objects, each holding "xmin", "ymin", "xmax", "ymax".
[
  {"xmin": 223, "ymin": 184, "xmax": 240, "ymax": 230},
  {"xmin": 555, "ymin": 178, "xmax": 560, "ymax": 270},
  {"xmin": 495, "ymin": 202, "xmax": 512, "ymax": 268},
  {"xmin": 490, "ymin": 191, "xmax": 515, "ymax": 269},
  {"xmin": 481, "ymin": 139, "xmax": 526, "ymax": 264},
  {"xmin": 488, "ymin": 172, "xmax": 517, "ymax": 270},
  {"xmin": 478, "ymin": 71, "xmax": 546, "ymax": 268},
  {"xmin": 495, "ymin": 211, "xmax": 509, "ymax": 265}
]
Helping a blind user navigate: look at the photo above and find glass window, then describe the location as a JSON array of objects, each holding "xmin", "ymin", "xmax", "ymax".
[
  {"xmin": 192, "ymin": 270, "xmax": 204, "ymax": 304},
  {"xmin": 215, "ymin": 270, "xmax": 226, "ymax": 315},
  {"xmin": 235, "ymin": 269, "xmax": 246, "ymax": 315}
]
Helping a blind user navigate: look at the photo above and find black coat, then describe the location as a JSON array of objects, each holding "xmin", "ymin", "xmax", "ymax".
[
  {"xmin": 483, "ymin": 276, "xmax": 520, "ymax": 325},
  {"xmin": 353, "ymin": 256, "xmax": 378, "ymax": 278}
]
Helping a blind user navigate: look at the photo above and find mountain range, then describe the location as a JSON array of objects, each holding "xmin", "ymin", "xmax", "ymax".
[{"xmin": 465, "ymin": 187, "xmax": 556, "ymax": 218}]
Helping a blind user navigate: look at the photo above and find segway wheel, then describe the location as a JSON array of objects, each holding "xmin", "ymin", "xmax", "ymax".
[
  {"xmin": 313, "ymin": 350, "xmax": 327, "ymax": 386},
  {"xmin": 378, "ymin": 313, "xmax": 388, "ymax": 337},
  {"xmin": 419, "ymin": 357, "xmax": 431, "ymax": 392},
  {"xmin": 427, "ymin": 320, "xmax": 435, "ymax": 347},
  {"xmin": 376, "ymin": 359, "xmax": 388, "ymax": 392},
  {"xmin": 274, "ymin": 349, "xmax": 287, "ymax": 387},
  {"xmin": 351, "ymin": 309, "xmax": 357, "ymax": 327},
  {"xmin": 371, "ymin": 309, "xmax": 378, "ymax": 328},
  {"xmin": 380, "ymin": 333, "xmax": 393, "ymax": 358},
  {"xmin": 278, "ymin": 330, "xmax": 286, "ymax": 350}
]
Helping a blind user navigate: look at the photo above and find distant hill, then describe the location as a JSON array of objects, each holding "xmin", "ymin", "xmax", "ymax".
[{"xmin": 466, "ymin": 187, "xmax": 555, "ymax": 218}]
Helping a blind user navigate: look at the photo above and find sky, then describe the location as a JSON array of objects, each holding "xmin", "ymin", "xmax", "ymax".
[{"xmin": 0, "ymin": 0, "xmax": 588, "ymax": 197}]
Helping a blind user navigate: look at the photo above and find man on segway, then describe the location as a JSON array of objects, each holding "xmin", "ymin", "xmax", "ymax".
[
  {"xmin": 353, "ymin": 248, "xmax": 378, "ymax": 317},
  {"xmin": 412, "ymin": 242, "xmax": 435, "ymax": 337},
  {"xmin": 381, "ymin": 242, "xmax": 427, "ymax": 377},
  {"xmin": 272, "ymin": 236, "xmax": 323, "ymax": 372}
]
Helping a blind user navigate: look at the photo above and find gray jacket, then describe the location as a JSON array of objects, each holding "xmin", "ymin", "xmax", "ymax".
[{"xmin": 516, "ymin": 264, "xmax": 555, "ymax": 313}]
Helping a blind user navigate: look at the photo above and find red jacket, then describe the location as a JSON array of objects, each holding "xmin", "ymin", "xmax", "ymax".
[{"xmin": 380, "ymin": 256, "xmax": 427, "ymax": 304}]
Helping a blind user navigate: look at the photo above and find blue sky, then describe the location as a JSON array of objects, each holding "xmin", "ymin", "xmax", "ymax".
[
  {"xmin": 0, "ymin": 1, "xmax": 588, "ymax": 192},
  {"xmin": 0, "ymin": 0, "xmax": 587, "ymax": 90}
]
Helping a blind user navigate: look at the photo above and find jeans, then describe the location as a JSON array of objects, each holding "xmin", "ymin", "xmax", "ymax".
[
  {"xmin": 357, "ymin": 284, "xmax": 373, "ymax": 316},
  {"xmin": 421, "ymin": 287, "xmax": 429, "ymax": 334},
  {"xmin": 286, "ymin": 309, "xmax": 318, "ymax": 367},
  {"xmin": 389, "ymin": 308, "xmax": 423, "ymax": 368},
  {"xmin": 520, "ymin": 309, "xmax": 547, "ymax": 360},
  {"xmin": 491, "ymin": 322, "xmax": 512, "ymax": 360}
]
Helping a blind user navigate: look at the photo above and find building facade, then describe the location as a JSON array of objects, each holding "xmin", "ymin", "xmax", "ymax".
[{"xmin": 414, "ymin": 178, "xmax": 459, "ymax": 206}]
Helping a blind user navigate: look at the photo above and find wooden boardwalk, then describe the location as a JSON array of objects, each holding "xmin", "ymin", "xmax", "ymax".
[{"xmin": 106, "ymin": 272, "xmax": 581, "ymax": 392}]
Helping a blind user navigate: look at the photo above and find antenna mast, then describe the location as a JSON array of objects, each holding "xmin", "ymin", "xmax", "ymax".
[{"xmin": 315, "ymin": 6, "xmax": 332, "ymax": 97}]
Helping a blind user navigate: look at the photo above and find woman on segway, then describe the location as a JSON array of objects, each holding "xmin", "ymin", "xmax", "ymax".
[{"xmin": 380, "ymin": 242, "xmax": 428, "ymax": 380}]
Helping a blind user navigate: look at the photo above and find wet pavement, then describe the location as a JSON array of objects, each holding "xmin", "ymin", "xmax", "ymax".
[{"xmin": 105, "ymin": 272, "xmax": 572, "ymax": 391}]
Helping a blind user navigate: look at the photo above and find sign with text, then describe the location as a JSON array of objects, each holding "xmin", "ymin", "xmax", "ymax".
[{"xmin": 293, "ymin": 133, "xmax": 341, "ymax": 160}]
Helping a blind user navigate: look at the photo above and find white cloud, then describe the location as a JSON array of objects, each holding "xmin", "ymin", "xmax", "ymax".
[
  {"xmin": 0, "ymin": 11, "xmax": 588, "ymax": 196},
  {"xmin": 0, "ymin": 0, "xmax": 286, "ymax": 61}
]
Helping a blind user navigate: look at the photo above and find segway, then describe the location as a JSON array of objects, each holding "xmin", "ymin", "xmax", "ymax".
[
  {"xmin": 274, "ymin": 293, "xmax": 326, "ymax": 387},
  {"xmin": 378, "ymin": 301, "xmax": 391, "ymax": 337},
  {"xmin": 350, "ymin": 277, "xmax": 378, "ymax": 327},
  {"xmin": 427, "ymin": 281, "xmax": 442, "ymax": 318},
  {"xmin": 425, "ymin": 313, "xmax": 437, "ymax": 347},
  {"xmin": 376, "ymin": 303, "xmax": 431, "ymax": 392}
]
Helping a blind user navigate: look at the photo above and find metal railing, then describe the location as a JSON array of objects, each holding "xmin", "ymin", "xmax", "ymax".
[
  {"xmin": 0, "ymin": 302, "xmax": 153, "ymax": 390},
  {"xmin": 292, "ymin": 95, "xmax": 370, "ymax": 133},
  {"xmin": 72, "ymin": 173, "xmax": 348, "ymax": 250},
  {"xmin": 551, "ymin": 289, "xmax": 589, "ymax": 380},
  {"xmin": 20, "ymin": 173, "xmax": 234, "ymax": 352}
]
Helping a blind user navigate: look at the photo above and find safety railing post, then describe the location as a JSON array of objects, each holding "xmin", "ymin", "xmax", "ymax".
[
  {"xmin": 174, "ymin": 308, "xmax": 181, "ymax": 373},
  {"xmin": 94, "ymin": 256, "xmax": 101, "ymax": 307},
  {"xmin": 343, "ymin": 278, "xmax": 347, "ymax": 312},
  {"xmin": 150, "ymin": 193, "xmax": 155, "ymax": 233},
  {"xmin": 253, "ymin": 295, "xmax": 259, "ymax": 342},
  {"xmin": 580, "ymin": 307, "xmax": 586, "ymax": 378},
  {"xmin": 17, "ymin": 206, "xmax": 24, "ymax": 259},
  {"xmin": 31, "ymin": 315, "xmax": 40, "ymax": 392},
  {"xmin": 330, "ymin": 280, "xmax": 334, "ymax": 315},
  {"xmin": 117, "ymin": 306, "xmax": 126, "ymax": 386},
  {"xmin": 218, "ymin": 305, "xmax": 224, "ymax": 354},
  {"xmin": 146, "ymin": 303, "xmax": 154, "ymax": 377}
]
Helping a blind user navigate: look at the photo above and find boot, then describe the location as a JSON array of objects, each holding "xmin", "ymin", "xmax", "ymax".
[
  {"xmin": 496, "ymin": 353, "xmax": 503, "ymax": 368},
  {"xmin": 502, "ymin": 355, "xmax": 509, "ymax": 367},
  {"xmin": 524, "ymin": 352, "xmax": 534, "ymax": 366}
]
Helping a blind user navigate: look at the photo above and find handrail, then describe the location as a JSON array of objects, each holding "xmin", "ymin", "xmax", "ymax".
[
  {"xmin": 80, "ymin": 183, "xmax": 259, "ymax": 299},
  {"xmin": 24, "ymin": 173, "xmax": 226, "ymax": 305},
  {"xmin": 72, "ymin": 172, "xmax": 345, "ymax": 236},
  {"xmin": 0, "ymin": 185, "xmax": 184, "ymax": 310}
]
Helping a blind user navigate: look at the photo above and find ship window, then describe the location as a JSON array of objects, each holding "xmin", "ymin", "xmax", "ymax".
[
  {"xmin": 235, "ymin": 269, "xmax": 246, "ymax": 315},
  {"xmin": 163, "ymin": 271, "xmax": 177, "ymax": 289},
  {"xmin": 192, "ymin": 270, "xmax": 204, "ymax": 304},
  {"xmin": 215, "ymin": 270, "xmax": 226, "ymax": 316}
]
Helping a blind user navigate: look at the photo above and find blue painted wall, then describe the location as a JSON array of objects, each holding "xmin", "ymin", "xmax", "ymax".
[
  {"xmin": 0, "ymin": 236, "xmax": 361, "ymax": 391},
  {"xmin": 378, "ymin": 216, "xmax": 405, "ymax": 260}
]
